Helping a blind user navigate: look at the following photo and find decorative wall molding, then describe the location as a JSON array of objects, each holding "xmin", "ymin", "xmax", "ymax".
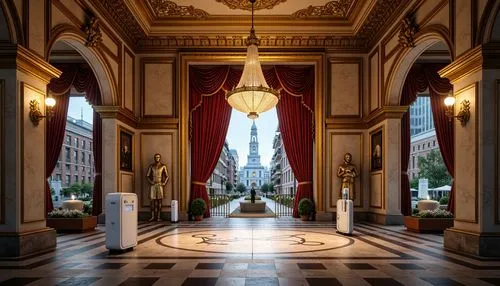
[
  {"xmin": 398, "ymin": 14, "xmax": 417, "ymax": 48},
  {"xmin": 148, "ymin": 0, "xmax": 209, "ymax": 18},
  {"xmin": 215, "ymin": 0, "xmax": 287, "ymax": 11},
  {"xmin": 292, "ymin": 0, "xmax": 352, "ymax": 18},
  {"xmin": 82, "ymin": 16, "xmax": 102, "ymax": 47}
]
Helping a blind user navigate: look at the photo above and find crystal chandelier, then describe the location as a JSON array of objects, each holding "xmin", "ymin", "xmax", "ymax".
[{"xmin": 226, "ymin": 0, "xmax": 280, "ymax": 119}]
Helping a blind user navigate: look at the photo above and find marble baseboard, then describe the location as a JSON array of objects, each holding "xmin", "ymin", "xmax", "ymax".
[
  {"xmin": 444, "ymin": 228, "xmax": 500, "ymax": 257},
  {"xmin": 368, "ymin": 213, "xmax": 404, "ymax": 225},
  {"xmin": 0, "ymin": 227, "xmax": 56, "ymax": 258}
]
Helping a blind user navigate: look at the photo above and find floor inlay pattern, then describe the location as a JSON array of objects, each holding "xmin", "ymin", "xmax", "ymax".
[{"xmin": 0, "ymin": 219, "xmax": 499, "ymax": 285}]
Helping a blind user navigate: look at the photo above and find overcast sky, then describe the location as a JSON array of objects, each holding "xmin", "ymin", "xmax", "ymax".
[{"xmin": 67, "ymin": 97, "xmax": 278, "ymax": 168}]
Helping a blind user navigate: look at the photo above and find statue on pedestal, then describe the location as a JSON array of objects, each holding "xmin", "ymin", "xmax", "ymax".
[
  {"xmin": 146, "ymin": 153, "xmax": 169, "ymax": 222},
  {"xmin": 336, "ymin": 152, "xmax": 358, "ymax": 200}
]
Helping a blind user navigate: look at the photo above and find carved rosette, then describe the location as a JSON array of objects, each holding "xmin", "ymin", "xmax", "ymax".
[
  {"xmin": 82, "ymin": 16, "xmax": 102, "ymax": 47},
  {"xmin": 215, "ymin": 0, "xmax": 287, "ymax": 10},
  {"xmin": 148, "ymin": 0, "xmax": 209, "ymax": 18},
  {"xmin": 398, "ymin": 15, "xmax": 418, "ymax": 48},
  {"xmin": 292, "ymin": 0, "xmax": 352, "ymax": 18}
]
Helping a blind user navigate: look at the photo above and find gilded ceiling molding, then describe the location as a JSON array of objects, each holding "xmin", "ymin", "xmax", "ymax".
[
  {"xmin": 292, "ymin": 0, "xmax": 352, "ymax": 18},
  {"xmin": 398, "ymin": 14, "xmax": 417, "ymax": 48},
  {"xmin": 136, "ymin": 35, "xmax": 366, "ymax": 50},
  {"xmin": 215, "ymin": 0, "xmax": 287, "ymax": 11},
  {"xmin": 148, "ymin": 0, "xmax": 209, "ymax": 18},
  {"xmin": 82, "ymin": 16, "xmax": 102, "ymax": 47},
  {"xmin": 355, "ymin": 0, "xmax": 405, "ymax": 45}
]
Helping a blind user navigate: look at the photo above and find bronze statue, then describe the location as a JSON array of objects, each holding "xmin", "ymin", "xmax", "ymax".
[
  {"xmin": 336, "ymin": 152, "xmax": 358, "ymax": 200},
  {"xmin": 146, "ymin": 153, "xmax": 169, "ymax": 222}
]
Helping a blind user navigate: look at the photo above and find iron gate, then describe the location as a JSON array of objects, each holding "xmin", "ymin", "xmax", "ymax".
[
  {"xmin": 209, "ymin": 194, "xmax": 231, "ymax": 217},
  {"xmin": 273, "ymin": 192, "xmax": 294, "ymax": 217}
]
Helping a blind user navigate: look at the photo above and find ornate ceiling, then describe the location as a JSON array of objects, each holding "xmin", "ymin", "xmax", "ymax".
[{"xmin": 88, "ymin": 0, "xmax": 411, "ymax": 51}]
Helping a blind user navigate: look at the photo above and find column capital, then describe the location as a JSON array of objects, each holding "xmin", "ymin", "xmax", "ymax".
[
  {"xmin": 0, "ymin": 44, "xmax": 61, "ymax": 83},
  {"xmin": 439, "ymin": 43, "xmax": 500, "ymax": 84}
]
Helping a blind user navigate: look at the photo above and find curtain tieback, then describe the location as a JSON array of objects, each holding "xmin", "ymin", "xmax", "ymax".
[
  {"xmin": 401, "ymin": 171, "xmax": 408, "ymax": 175},
  {"xmin": 298, "ymin": 181, "xmax": 312, "ymax": 186},
  {"xmin": 94, "ymin": 173, "xmax": 102, "ymax": 176},
  {"xmin": 192, "ymin": 181, "xmax": 206, "ymax": 186}
]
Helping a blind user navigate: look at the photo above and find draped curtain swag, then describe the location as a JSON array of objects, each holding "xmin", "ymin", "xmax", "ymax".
[
  {"xmin": 47, "ymin": 63, "xmax": 103, "ymax": 216},
  {"xmin": 400, "ymin": 63, "xmax": 454, "ymax": 216},
  {"xmin": 189, "ymin": 65, "xmax": 315, "ymax": 218}
]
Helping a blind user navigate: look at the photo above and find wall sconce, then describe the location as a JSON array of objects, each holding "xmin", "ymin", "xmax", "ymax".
[
  {"xmin": 444, "ymin": 95, "xmax": 470, "ymax": 126},
  {"xmin": 29, "ymin": 97, "xmax": 56, "ymax": 126}
]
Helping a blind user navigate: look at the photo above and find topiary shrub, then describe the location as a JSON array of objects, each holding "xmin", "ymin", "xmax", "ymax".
[
  {"xmin": 191, "ymin": 198, "xmax": 207, "ymax": 216},
  {"xmin": 439, "ymin": 196, "xmax": 449, "ymax": 205},
  {"xmin": 298, "ymin": 198, "xmax": 314, "ymax": 216},
  {"xmin": 412, "ymin": 208, "xmax": 419, "ymax": 215},
  {"xmin": 415, "ymin": 209, "xmax": 453, "ymax": 218},
  {"xmin": 48, "ymin": 208, "xmax": 89, "ymax": 218}
]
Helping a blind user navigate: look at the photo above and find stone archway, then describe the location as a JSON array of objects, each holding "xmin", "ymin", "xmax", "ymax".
[
  {"xmin": 385, "ymin": 26, "xmax": 453, "ymax": 106},
  {"xmin": 46, "ymin": 26, "xmax": 118, "ymax": 106}
]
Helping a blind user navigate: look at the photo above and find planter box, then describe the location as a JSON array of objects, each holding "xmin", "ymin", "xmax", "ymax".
[
  {"xmin": 46, "ymin": 216, "xmax": 97, "ymax": 233},
  {"xmin": 404, "ymin": 216, "xmax": 454, "ymax": 233}
]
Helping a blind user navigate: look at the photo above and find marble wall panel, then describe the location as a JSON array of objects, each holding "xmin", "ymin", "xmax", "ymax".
[
  {"xmin": 22, "ymin": 83, "xmax": 45, "ymax": 223},
  {"xmin": 120, "ymin": 173, "xmax": 134, "ymax": 194},
  {"xmin": 329, "ymin": 59, "xmax": 361, "ymax": 117},
  {"xmin": 454, "ymin": 84, "xmax": 477, "ymax": 223},
  {"xmin": 369, "ymin": 50, "xmax": 379, "ymax": 112},
  {"xmin": 124, "ymin": 49, "xmax": 134, "ymax": 112},
  {"xmin": 326, "ymin": 131, "xmax": 364, "ymax": 211},
  {"xmin": 370, "ymin": 173, "xmax": 383, "ymax": 208},
  {"xmin": 142, "ymin": 59, "xmax": 175, "ymax": 117},
  {"xmin": 139, "ymin": 132, "xmax": 177, "ymax": 209},
  {"xmin": 51, "ymin": 2, "xmax": 73, "ymax": 28},
  {"xmin": 28, "ymin": 0, "xmax": 46, "ymax": 57},
  {"xmin": 455, "ymin": 0, "xmax": 472, "ymax": 56},
  {"xmin": 101, "ymin": 31, "xmax": 119, "ymax": 58},
  {"xmin": 426, "ymin": 3, "xmax": 450, "ymax": 27}
]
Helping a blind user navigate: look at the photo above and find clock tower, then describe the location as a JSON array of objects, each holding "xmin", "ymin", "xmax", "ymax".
[{"xmin": 248, "ymin": 121, "xmax": 261, "ymax": 166}]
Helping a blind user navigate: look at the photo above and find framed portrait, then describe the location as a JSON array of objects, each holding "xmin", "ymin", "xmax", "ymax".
[
  {"xmin": 120, "ymin": 130, "xmax": 133, "ymax": 171},
  {"xmin": 371, "ymin": 130, "xmax": 383, "ymax": 171}
]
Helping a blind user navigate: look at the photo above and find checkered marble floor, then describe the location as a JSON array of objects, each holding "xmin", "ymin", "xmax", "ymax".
[{"xmin": 1, "ymin": 218, "xmax": 500, "ymax": 286}]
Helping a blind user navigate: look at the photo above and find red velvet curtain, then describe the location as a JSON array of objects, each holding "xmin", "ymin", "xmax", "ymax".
[
  {"xmin": 265, "ymin": 66, "xmax": 315, "ymax": 218},
  {"xmin": 400, "ymin": 64, "xmax": 453, "ymax": 215},
  {"xmin": 47, "ymin": 64, "xmax": 102, "ymax": 215},
  {"xmin": 425, "ymin": 65, "xmax": 454, "ymax": 214},
  {"xmin": 189, "ymin": 66, "xmax": 240, "ymax": 217}
]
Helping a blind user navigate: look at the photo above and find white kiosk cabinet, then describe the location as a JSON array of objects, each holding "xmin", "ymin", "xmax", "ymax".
[
  {"xmin": 106, "ymin": 193, "xmax": 137, "ymax": 250},
  {"xmin": 171, "ymin": 200, "xmax": 179, "ymax": 223}
]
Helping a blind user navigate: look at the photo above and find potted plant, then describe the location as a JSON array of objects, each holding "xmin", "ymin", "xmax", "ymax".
[
  {"xmin": 46, "ymin": 208, "xmax": 97, "ymax": 233},
  {"xmin": 298, "ymin": 198, "xmax": 314, "ymax": 221},
  {"xmin": 191, "ymin": 198, "xmax": 207, "ymax": 221},
  {"xmin": 404, "ymin": 209, "xmax": 454, "ymax": 233}
]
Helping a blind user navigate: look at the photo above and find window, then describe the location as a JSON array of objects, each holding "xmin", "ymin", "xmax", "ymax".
[
  {"xmin": 412, "ymin": 156, "xmax": 415, "ymax": 169},
  {"xmin": 82, "ymin": 140, "xmax": 86, "ymax": 149},
  {"xmin": 65, "ymin": 175, "xmax": 70, "ymax": 186},
  {"xmin": 413, "ymin": 146, "xmax": 415, "ymax": 152},
  {"xmin": 75, "ymin": 138, "xmax": 79, "ymax": 148},
  {"xmin": 74, "ymin": 151, "xmax": 78, "ymax": 162},
  {"xmin": 81, "ymin": 152, "xmax": 85, "ymax": 163},
  {"xmin": 428, "ymin": 142, "xmax": 430, "ymax": 148},
  {"xmin": 56, "ymin": 174, "xmax": 61, "ymax": 181},
  {"xmin": 57, "ymin": 163, "xmax": 60, "ymax": 169},
  {"xmin": 247, "ymin": 180, "xmax": 249, "ymax": 185},
  {"xmin": 66, "ymin": 135, "xmax": 71, "ymax": 145},
  {"xmin": 74, "ymin": 175, "xmax": 78, "ymax": 183},
  {"xmin": 418, "ymin": 145, "xmax": 420, "ymax": 150},
  {"xmin": 65, "ymin": 164, "xmax": 70, "ymax": 171},
  {"xmin": 82, "ymin": 166, "xmax": 85, "ymax": 173},
  {"xmin": 81, "ymin": 176, "xmax": 85, "ymax": 183},
  {"xmin": 88, "ymin": 176, "xmax": 91, "ymax": 182},
  {"xmin": 88, "ymin": 154, "xmax": 91, "ymax": 165},
  {"xmin": 65, "ymin": 147, "xmax": 71, "ymax": 161},
  {"xmin": 433, "ymin": 140, "xmax": 436, "ymax": 147},
  {"xmin": 74, "ymin": 165, "xmax": 78, "ymax": 171}
]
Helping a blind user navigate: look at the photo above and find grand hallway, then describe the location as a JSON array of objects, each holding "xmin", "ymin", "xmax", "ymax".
[{"xmin": 1, "ymin": 220, "xmax": 499, "ymax": 286}]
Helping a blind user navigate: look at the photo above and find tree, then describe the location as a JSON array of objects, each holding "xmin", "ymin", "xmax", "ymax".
[
  {"xmin": 225, "ymin": 181, "xmax": 233, "ymax": 193},
  {"xmin": 410, "ymin": 178, "xmax": 419, "ymax": 189},
  {"xmin": 81, "ymin": 183, "xmax": 93, "ymax": 197},
  {"xmin": 416, "ymin": 149, "xmax": 452, "ymax": 188},
  {"xmin": 62, "ymin": 183, "xmax": 82, "ymax": 198},
  {"xmin": 235, "ymin": 183, "xmax": 247, "ymax": 194},
  {"xmin": 261, "ymin": 183, "xmax": 269, "ymax": 194},
  {"xmin": 269, "ymin": 183, "xmax": 275, "ymax": 194}
]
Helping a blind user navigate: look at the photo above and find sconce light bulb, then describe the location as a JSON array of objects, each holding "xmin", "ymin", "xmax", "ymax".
[
  {"xmin": 45, "ymin": 97, "xmax": 56, "ymax": 107},
  {"xmin": 444, "ymin": 96, "xmax": 455, "ymax": 107}
]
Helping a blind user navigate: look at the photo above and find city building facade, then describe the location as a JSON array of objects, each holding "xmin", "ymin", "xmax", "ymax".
[
  {"xmin": 240, "ymin": 121, "xmax": 269, "ymax": 190},
  {"xmin": 207, "ymin": 141, "xmax": 229, "ymax": 194},
  {"xmin": 50, "ymin": 116, "xmax": 94, "ymax": 203},
  {"xmin": 229, "ymin": 149, "xmax": 239, "ymax": 184},
  {"xmin": 408, "ymin": 130, "xmax": 440, "ymax": 180},
  {"xmin": 270, "ymin": 127, "xmax": 297, "ymax": 195}
]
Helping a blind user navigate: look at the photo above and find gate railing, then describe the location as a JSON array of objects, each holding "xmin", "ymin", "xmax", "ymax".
[
  {"xmin": 209, "ymin": 194, "xmax": 231, "ymax": 217},
  {"xmin": 272, "ymin": 193, "xmax": 294, "ymax": 217}
]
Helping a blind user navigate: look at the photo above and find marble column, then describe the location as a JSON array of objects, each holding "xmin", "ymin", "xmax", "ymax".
[
  {"xmin": 0, "ymin": 44, "xmax": 61, "ymax": 258},
  {"xmin": 439, "ymin": 43, "xmax": 500, "ymax": 257}
]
